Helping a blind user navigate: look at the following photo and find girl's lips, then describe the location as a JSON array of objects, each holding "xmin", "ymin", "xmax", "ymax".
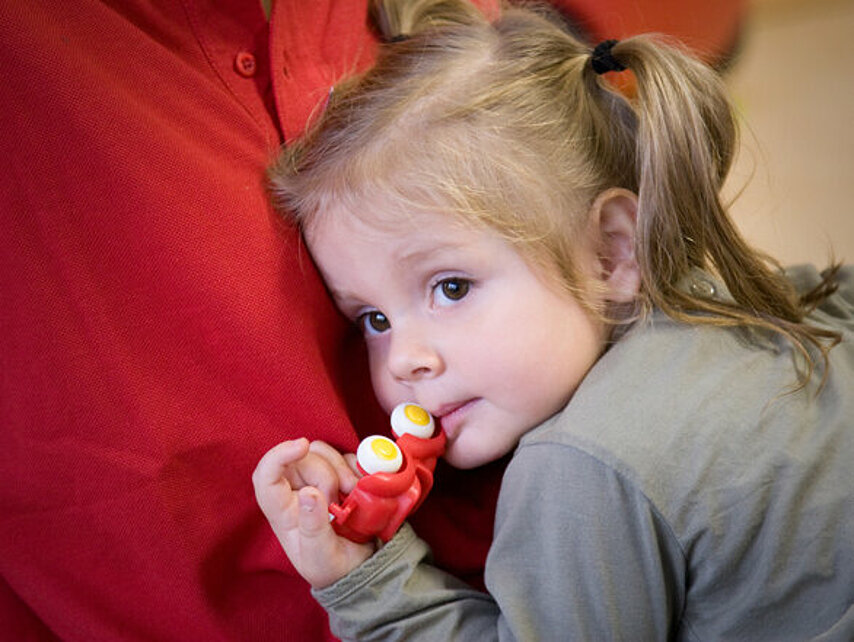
[{"xmin": 436, "ymin": 398, "xmax": 479, "ymax": 438}]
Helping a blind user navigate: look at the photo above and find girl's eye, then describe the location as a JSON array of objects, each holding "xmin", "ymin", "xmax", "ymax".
[
  {"xmin": 434, "ymin": 278, "xmax": 471, "ymax": 305},
  {"xmin": 358, "ymin": 311, "xmax": 390, "ymax": 335}
]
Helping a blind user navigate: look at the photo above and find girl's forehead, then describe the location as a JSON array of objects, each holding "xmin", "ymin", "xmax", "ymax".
[
  {"xmin": 306, "ymin": 203, "xmax": 511, "ymax": 271},
  {"xmin": 307, "ymin": 199, "xmax": 476, "ymax": 240}
]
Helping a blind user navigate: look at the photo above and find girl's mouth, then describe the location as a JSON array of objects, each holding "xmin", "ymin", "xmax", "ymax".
[{"xmin": 436, "ymin": 398, "xmax": 480, "ymax": 438}]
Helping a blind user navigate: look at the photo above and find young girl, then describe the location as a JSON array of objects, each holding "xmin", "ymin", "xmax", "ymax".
[{"xmin": 253, "ymin": 0, "xmax": 854, "ymax": 638}]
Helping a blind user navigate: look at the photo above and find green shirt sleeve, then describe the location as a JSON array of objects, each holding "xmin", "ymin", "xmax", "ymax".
[
  {"xmin": 313, "ymin": 522, "xmax": 499, "ymax": 640},
  {"xmin": 313, "ymin": 439, "xmax": 686, "ymax": 641}
]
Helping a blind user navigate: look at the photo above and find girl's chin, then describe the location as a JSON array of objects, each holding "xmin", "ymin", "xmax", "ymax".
[
  {"xmin": 443, "ymin": 454, "xmax": 482, "ymax": 470},
  {"xmin": 442, "ymin": 441, "xmax": 504, "ymax": 470}
]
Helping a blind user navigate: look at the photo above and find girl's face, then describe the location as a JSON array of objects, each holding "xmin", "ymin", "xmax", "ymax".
[{"xmin": 305, "ymin": 206, "xmax": 608, "ymax": 469}]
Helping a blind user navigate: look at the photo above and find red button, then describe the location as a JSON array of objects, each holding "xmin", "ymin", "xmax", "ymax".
[{"xmin": 234, "ymin": 51, "xmax": 257, "ymax": 78}]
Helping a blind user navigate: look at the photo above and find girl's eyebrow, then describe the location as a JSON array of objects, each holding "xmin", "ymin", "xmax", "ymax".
[
  {"xmin": 315, "ymin": 275, "xmax": 366, "ymax": 317},
  {"xmin": 394, "ymin": 240, "xmax": 468, "ymax": 267},
  {"xmin": 328, "ymin": 289, "xmax": 366, "ymax": 318}
]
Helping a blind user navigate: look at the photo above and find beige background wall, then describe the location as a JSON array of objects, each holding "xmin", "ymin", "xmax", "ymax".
[{"xmin": 726, "ymin": 0, "xmax": 854, "ymax": 266}]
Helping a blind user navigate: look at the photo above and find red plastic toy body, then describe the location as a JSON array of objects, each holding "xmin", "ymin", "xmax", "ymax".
[{"xmin": 330, "ymin": 430, "xmax": 446, "ymax": 543}]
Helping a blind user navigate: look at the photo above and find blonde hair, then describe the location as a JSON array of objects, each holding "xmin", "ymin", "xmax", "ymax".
[{"xmin": 270, "ymin": 0, "xmax": 840, "ymax": 385}]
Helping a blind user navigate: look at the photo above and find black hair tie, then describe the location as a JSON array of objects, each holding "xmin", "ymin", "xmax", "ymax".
[
  {"xmin": 591, "ymin": 39, "xmax": 626, "ymax": 75},
  {"xmin": 387, "ymin": 34, "xmax": 410, "ymax": 43}
]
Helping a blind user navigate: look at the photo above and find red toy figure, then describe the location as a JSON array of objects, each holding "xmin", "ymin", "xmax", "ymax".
[{"xmin": 329, "ymin": 403, "xmax": 446, "ymax": 543}]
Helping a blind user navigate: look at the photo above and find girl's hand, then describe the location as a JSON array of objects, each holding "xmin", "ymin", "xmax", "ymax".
[{"xmin": 253, "ymin": 438, "xmax": 376, "ymax": 588}]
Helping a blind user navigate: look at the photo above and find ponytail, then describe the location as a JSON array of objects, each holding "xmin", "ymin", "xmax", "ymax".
[
  {"xmin": 583, "ymin": 36, "xmax": 841, "ymax": 386},
  {"xmin": 271, "ymin": 0, "xmax": 841, "ymax": 388}
]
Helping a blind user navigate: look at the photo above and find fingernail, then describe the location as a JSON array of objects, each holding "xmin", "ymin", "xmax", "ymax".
[{"xmin": 299, "ymin": 493, "xmax": 316, "ymax": 512}]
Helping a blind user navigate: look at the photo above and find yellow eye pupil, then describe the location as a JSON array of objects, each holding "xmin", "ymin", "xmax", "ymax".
[
  {"xmin": 403, "ymin": 404, "xmax": 430, "ymax": 426},
  {"xmin": 370, "ymin": 437, "xmax": 397, "ymax": 460}
]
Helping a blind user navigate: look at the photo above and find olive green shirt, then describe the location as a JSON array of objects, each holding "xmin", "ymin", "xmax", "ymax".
[{"xmin": 315, "ymin": 266, "xmax": 854, "ymax": 641}]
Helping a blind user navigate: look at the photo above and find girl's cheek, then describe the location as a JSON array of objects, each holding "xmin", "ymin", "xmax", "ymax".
[{"xmin": 369, "ymin": 363, "xmax": 397, "ymax": 414}]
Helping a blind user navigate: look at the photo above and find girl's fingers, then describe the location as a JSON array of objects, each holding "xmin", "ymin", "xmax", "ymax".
[
  {"xmin": 252, "ymin": 438, "xmax": 357, "ymax": 508},
  {"xmin": 297, "ymin": 486, "xmax": 331, "ymax": 536},
  {"xmin": 309, "ymin": 440, "xmax": 360, "ymax": 494},
  {"xmin": 252, "ymin": 439, "xmax": 310, "ymax": 512},
  {"xmin": 294, "ymin": 486, "xmax": 375, "ymax": 589},
  {"xmin": 252, "ymin": 442, "xmax": 377, "ymax": 589},
  {"xmin": 343, "ymin": 453, "xmax": 359, "ymax": 479},
  {"xmin": 252, "ymin": 438, "xmax": 310, "ymax": 484}
]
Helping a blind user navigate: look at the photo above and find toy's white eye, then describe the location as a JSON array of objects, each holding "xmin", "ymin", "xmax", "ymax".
[
  {"xmin": 356, "ymin": 435, "xmax": 403, "ymax": 474},
  {"xmin": 390, "ymin": 402, "xmax": 435, "ymax": 439}
]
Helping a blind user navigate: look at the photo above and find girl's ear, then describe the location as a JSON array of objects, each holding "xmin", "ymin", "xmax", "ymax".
[{"xmin": 588, "ymin": 188, "xmax": 640, "ymax": 303}]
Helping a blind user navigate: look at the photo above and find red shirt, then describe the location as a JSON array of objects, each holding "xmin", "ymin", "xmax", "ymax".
[
  {"xmin": 0, "ymin": 1, "xmax": 504, "ymax": 639},
  {"xmin": 0, "ymin": 0, "xmax": 743, "ymax": 639}
]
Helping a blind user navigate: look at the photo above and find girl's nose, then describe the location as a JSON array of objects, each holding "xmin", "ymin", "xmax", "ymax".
[{"xmin": 387, "ymin": 328, "xmax": 444, "ymax": 382}]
